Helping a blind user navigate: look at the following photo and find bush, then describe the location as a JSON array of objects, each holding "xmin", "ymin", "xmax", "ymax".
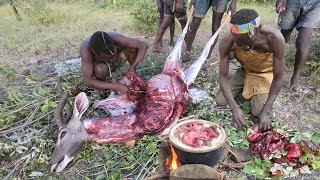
[
  {"xmin": 16, "ymin": 0, "xmax": 64, "ymax": 25},
  {"xmin": 93, "ymin": 0, "xmax": 139, "ymax": 10},
  {"xmin": 133, "ymin": 0, "xmax": 158, "ymax": 33}
]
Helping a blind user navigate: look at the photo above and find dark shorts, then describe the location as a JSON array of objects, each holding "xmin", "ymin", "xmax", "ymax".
[
  {"xmin": 279, "ymin": 0, "xmax": 320, "ymax": 29},
  {"xmin": 194, "ymin": 0, "xmax": 229, "ymax": 18},
  {"xmin": 163, "ymin": 0, "xmax": 187, "ymax": 20}
]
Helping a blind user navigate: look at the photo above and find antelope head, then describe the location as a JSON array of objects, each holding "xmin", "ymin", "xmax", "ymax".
[{"xmin": 50, "ymin": 77, "xmax": 89, "ymax": 172}]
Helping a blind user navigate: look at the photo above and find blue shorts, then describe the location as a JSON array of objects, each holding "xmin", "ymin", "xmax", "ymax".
[
  {"xmin": 279, "ymin": 0, "xmax": 320, "ymax": 29},
  {"xmin": 194, "ymin": 0, "xmax": 230, "ymax": 18},
  {"xmin": 163, "ymin": 0, "xmax": 187, "ymax": 20}
]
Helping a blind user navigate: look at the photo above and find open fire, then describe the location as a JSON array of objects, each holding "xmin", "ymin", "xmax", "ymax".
[{"xmin": 167, "ymin": 144, "xmax": 181, "ymax": 171}]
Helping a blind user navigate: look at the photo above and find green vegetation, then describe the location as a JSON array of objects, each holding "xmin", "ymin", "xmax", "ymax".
[{"xmin": 0, "ymin": 0, "xmax": 319, "ymax": 179}]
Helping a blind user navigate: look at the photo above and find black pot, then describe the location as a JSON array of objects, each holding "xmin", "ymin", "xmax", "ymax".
[{"xmin": 169, "ymin": 119, "xmax": 227, "ymax": 167}]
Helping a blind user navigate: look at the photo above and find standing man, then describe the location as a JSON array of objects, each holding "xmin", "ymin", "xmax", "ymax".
[
  {"xmin": 156, "ymin": 0, "xmax": 175, "ymax": 47},
  {"xmin": 80, "ymin": 31, "xmax": 149, "ymax": 94},
  {"xmin": 183, "ymin": 0, "xmax": 238, "ymax": 61},
  {"xmin": 153, "ymin": 0, "xmax": 187, "ymax": 52},
  {"xmin": 276, "ymin": 0, "xmax": 320, "ymax": 92},
  {"xmin": 216, "ymin": 9, "xmax": 286, "ymax": 131}
]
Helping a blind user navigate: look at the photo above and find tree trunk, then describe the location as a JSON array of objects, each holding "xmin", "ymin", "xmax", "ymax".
[
  {"xmin": 7, "ymin": 0, "xmax": 22, "ymax": 21},
  {"xmin": 112, "ymin": 0, "xmax": 116, "ymax": 4}
]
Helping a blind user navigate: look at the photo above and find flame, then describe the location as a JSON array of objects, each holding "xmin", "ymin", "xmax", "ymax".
[{"xmin": 168, "ymin": 144, "xmax": 180, "ymax": 171}]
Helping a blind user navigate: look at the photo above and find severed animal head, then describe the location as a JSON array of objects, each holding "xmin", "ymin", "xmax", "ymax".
[{"xmin": 50, "ymin": 77, "xmax": 89, "ymax": 172}]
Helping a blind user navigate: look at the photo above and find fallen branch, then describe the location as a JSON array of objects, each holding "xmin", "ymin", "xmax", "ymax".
[{"xmin": 0, "ymin": 110, "xmax": 54, "ymax": 135}]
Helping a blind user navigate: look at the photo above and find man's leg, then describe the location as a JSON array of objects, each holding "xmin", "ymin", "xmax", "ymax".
[
  {"xmin": 158, "ymin": 10, "xmax": 164, "ymax": 47},
  {"xmin": 251, "ymin": 93, "xmax": 269, "ymax": 117},
  {"xmin": 280, "ymin": 29, "xmax": 293, "ymax": 43},
  {"xmin": 169, "ymin": 19, "xmax": 175, "ymax": 46},
  {"xmin": 158, "ymin": 0, "xmax": 165, "ymax": 47},
  {"xmin": 290, "ymin": 28, "xmax": 314, "ymax": 92},
  {"xmin": 94, "ymin": 62, "xmax": 112, "ymax": 80},
  {"xmin": 153, "ymin": 16, "xmax": 174, "ymax": 52},
  {"xmin": 207, "ymin": 11, "xmax": 224, "ymax": 59},
  {"xmin": 216, "ymin": 68, "xmax": 245, "ymax": 106},
  {"xmin": 183, "ymin": 17, "xmax": 202, "ymax": 61}
]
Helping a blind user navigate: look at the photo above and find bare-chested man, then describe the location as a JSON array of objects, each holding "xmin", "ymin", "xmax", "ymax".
[
  {"xmin": 217, "ymin": 9, "xmax": 286, "ymax": 131},
  {"xmin": 80, "ymin": 31, "xmax": 149, "ymax": 94}
]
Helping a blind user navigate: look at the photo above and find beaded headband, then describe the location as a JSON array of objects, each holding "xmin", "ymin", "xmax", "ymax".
[{"xmin": 231, "ymin": 16, "xmax": 261, "ymax": 34}]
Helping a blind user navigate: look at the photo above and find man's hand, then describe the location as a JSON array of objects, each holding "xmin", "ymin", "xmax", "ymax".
[
  {"xmin": 258, "ymin": 113, "xmax": 272, "ymax": 131},
  {"xmin": 190, "ymin": 0, "xmax": 196, "ymax": 9},
  {"xmin": 227, "ymin": 1, "xmax": 237, "ymax": 15},
  {"xmin": 156, "ymin": 0, "xmax": 163, "ymax": 12},
  {"xmin": 125, "ymin": 68, "xmax": 137, "ymax": 81},
  {"xmin": 175, "ymin": 0, "xmax": 184, "ymax": 12},
  {"xmin": 275, "ymin": 0, "xmax": 286, "ymax": 13},
  {"xmin": 115, "ymin": 83, "xmax": 129, "ymax": 94},
  {"xmin": 232, "ymin": 107, "xmax": 247, "ymax": 129}
]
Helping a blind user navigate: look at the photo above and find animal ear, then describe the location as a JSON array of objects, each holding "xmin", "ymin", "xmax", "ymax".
[{"xmin": 73, "ymin": 92, "xmax": 89, "ymax": 118}]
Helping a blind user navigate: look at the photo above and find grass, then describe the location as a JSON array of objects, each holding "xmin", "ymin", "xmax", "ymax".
[
  {"xmin": 0, "ymin": 2, "xmax": 137, "ymax": 56},
  {"xmin": 0, "ymin": 1, "xmax": 319, "ymax": 179}
]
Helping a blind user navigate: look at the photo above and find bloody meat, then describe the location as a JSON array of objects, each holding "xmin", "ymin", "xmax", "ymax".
[{"xmin": 174, "ymin": 122, "xmax": 220, "ymax": 148}]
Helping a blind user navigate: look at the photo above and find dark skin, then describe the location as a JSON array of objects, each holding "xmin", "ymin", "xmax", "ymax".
[
  {"xmin": 153, "ymin": 0, "xmax": 186, "ymax": 52},
  {"xmin": 219, "ymin": 26, "xmax": 285, "ymax": 131},
  {"xmin": 156, "ymin": 0, "xmax": 175, "ymax": 47},
  {"xmin": 80, "ymin": 32, "xmax": 149, "ymax": 94},
  {"xmin": 276, "ymin": 0, "xmax": 315, "ymax": 92},
  {"xmin": 183, "ymin": 0, "xmax": 238, "ymax": 61}
]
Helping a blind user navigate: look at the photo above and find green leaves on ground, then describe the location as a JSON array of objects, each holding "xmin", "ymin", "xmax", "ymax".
[{"xmin": 243, "ymin": 157, "xmax": 272, "ymax": 179}]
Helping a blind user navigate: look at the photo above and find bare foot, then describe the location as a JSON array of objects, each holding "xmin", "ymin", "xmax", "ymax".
[
  {"xmin": 169, "ymin": 40, "xmax": 175, "ymax": 47},
  {"xmin": 182, "ymin": 51, "xmax": 191, "ymax": 62},
  {"xmin": 153, "ymin": 46, "xmax": 162, "ymax": 53},
  {"xmin": 158, "ymin": 41, "xmax": 163, "ymax": 47},
  {"xmin": 290, "ymin": 75, "xmax": 301, "ymax": 92}
]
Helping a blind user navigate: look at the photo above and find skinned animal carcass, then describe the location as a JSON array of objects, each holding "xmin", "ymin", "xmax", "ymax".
[{"xmin": 50, "ymin": 14, "xmax": 231, "ymax": 172}]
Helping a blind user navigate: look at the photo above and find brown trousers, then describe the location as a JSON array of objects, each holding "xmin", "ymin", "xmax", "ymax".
[{"xmin": 216, "ymin": 68, "xmax": 269, "ymax": 117}]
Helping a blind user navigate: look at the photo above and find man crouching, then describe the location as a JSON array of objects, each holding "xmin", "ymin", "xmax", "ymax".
[
  {"xmin": 216, "ymin": 9, "xmax": 285, "ymax": 131},
  {"xmin": 80, "ymin": 31, "xmax": 149, "ymax": 94}
]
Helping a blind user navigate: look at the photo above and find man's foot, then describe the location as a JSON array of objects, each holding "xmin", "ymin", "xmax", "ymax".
[
  {"xmin": 153, "ymin": 46, "xmax": 162, "ymax": 53},
  {"xmin": 169, "ymin": 40, "xmax": 175, "ymax": 47},
  {"xmin": 158, "ymin": 41, "xmax": 163, "ymax": 47},
  {"xmin": 182, "ymin": 51, "xmax": 191, "ymax": 62},
  {"xmin": 290, "ymin": 75, "xmax": 301, "ymax": 92}
]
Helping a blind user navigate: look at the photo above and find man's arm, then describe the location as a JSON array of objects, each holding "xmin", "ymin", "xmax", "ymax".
[
  {"xmin": 156, "ymin": 0, "xmax": 163, "ymax": 12},
  {"xmin": 110, "ymin": 33, "xmax": 149, "ymax": 72},
  {"xmin": 219, "ymin": 35, "xmax": 247, "ymax": 129},
  {"xmin": 80, "ymin": 40, "xmax": 128, "ymax": 93},
  {"xmin": 175, "ymin": 0, "xmax": 184, "ymax": 12},
  {"xmin": 258, "ymin": 31, "xmax": 285, "ymax": 131}
]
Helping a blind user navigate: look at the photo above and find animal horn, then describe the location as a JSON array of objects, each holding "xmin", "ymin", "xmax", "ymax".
[{"xmin": 54, "ymin": 76, "xmax": 72, "ymax": 130}]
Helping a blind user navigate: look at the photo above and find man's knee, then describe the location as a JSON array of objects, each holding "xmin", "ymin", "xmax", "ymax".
[
  {"xmin": 189, "ymin": 18, "xmax": 202, "ymax": 32},
  {"xmin": 216, "ymin": 91, "xmax": 228, "ymax": 106},
  {"xmin": 251, "ymin": 94, "xmax": 268, "ymax": 117},
  {"xmin": 295, "ymin": 35, "xmax": 310, "ymax": 50},
  {"xmin": 94, "ymin": 62, "xmax": 111, "ymax": 80}
]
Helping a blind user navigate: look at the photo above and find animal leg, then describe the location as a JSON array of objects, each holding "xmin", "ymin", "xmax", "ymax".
[
  {"xmin": 83, "ymin": 114, "xmax": 144, "ymax": 143},
  {"xmin": 184, "ymin": 14, "xmax": 231, "ymax": 86},
  {"xmin": 93, "ymin": 94, "xmax": 137, "ymax": 117}
]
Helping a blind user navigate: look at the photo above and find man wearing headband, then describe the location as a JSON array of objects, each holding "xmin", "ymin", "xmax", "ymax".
[
  {"xmin": 183, "ymin": 0, "xmax": 238, "ymax": 62},
  {"xmin": 80, "ymin": 31, "xmax": 149, "ymax": 94},
  {"xmin": 276, "ymin": 0, "xmax": 320, "ymax": 92},
  {"xmin": 216, "ymin": 9, "xmax": 286, "ymax": 131}
]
